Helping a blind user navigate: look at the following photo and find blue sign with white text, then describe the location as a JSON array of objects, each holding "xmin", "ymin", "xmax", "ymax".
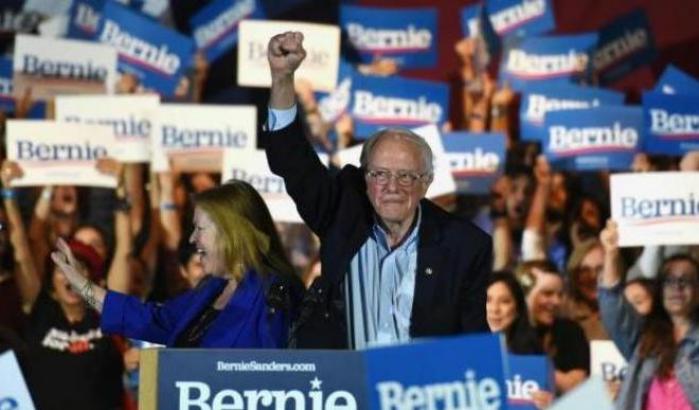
[
  {"xmin": 67, "ymin": 0, "xmax": 104, "ymax": 40},
  {"xmin": 654, "ymin": 65, "xmax": 699, "ymax": 96},
  {"xmin": 157, "ymin": 349, "xmax": 368, "ymax": 409},
  {"xmin": 589, "ymin": 8, "xmax": 656, "ymax": 86},
  {"xmin": 349, "ymin": 74, "xmax": 449, "ymax": 138},
  {"xmin": 442, "ymin": 132, "xmax": 506, "ymax": 195},
  {"xmin": 316, "ymin": 60, "xmax": 355, "ymax": 124},
  {"xmin": 95, "ymin": 1, "xmax": 194, "ymax": 96},
  {"xmin": 643, "ymin": 92, "xmax": 699, "ymax": 155},
  {"xmin": 460, "ymin": 4, "xmax": 502, "ymax": 64},
  {"xmin": 190, "ymin": 0, "xmax": 265, "ymax": 62},
  {"xmin": 0, "ymin": 57, "xmax": 45, "ymax": 118},
  {"xmin": 340, "ymin": 5, "xmax": 438, "ymax": 69},
  {"xmin": 543, "ymin": 106, "xmax": 642, "ymax": 171},
  {"xmin": 506, "ymin": 354, "xmax": 553, "ymax": 410},
  {"xmin": 486, "ymin": 0, "xmax": 555, "ymax": 40},
  {"xmin": 364, "ymin": 334, "xmax": 508, "ymax": 410},
  {"xmin": 519, "ymin": 83, "xmax": 624, "ymax": 141},
  {"xmin": 500, "ymin": 33, "xmax": 598, "ymax": 91}
]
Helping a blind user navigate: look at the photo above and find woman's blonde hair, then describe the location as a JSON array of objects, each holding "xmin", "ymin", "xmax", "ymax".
[{"xmin": 192, "ymin": 180, "xmax": 293, "ymax": 281}]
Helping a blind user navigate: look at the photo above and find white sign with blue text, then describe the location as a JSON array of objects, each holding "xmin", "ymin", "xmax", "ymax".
[
  {"xmin": 6, "ymin": 120, "xmax": 117, "ymax": 187},
  {"xmin": 611, "ymin": 172, "xmax": 699, "ymax": 247},
  {"xmin": 237, "ymin": 20, "xmax": 340, "ymax": 92},
  {"xmin": 55, "ymin": 94, "xmax": 159, "ymax": 162},
  {"xmin": 150, "ymin": 104, "xmax": 256, "ymax": 172}
]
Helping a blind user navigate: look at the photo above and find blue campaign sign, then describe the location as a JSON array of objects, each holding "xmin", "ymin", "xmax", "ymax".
[
  {"xmin": 460, "ymin": 4, "xmax": 502, "ymax": 63},
  {"xmin": 543, "ymin": 106, "xmax": 642, "ymax": 171},
  {"xmin": 340, "ymin": 5, "xmax": 438, "ymax": 69},
  {"xmin": 500, "ymin": 33, "xmax": 598, "ymax": 91},
  {"xmin": 442, "ymin": 132, "xmax": 506, "ymax": 195},
  {"xmin": 506, "ymin": 354, "xmax": 553, "ymax": 410},
  {"xmin": 157, "ymin": 349, "xmax": 369, "ymax": 409},
  {"xmin": 67, "ymin": 0, "xmax": 104, "ymax": 40},
  {"xmin": 0, "ymin": 57, "xmax": 45, "ymax": 118},
  {"xmin": 654, "ymin": 65, "xmax": 699, "ymax": 96},
  {"xmin": 0, "ymin": 57, "xmax": 12, "ymax": 112},
  {"xmin": 519, "ymin": 83, "xmax": 624, "ymax": 141},
  {"xmin": 486, "ymin": 0, "xmax": 555, "ymax": 40},
  {"xmin": 317, "ymin": 60, "xmax": 355, "ymax": 124},
  {"xmin": 643, "ymin": 92, "xmax": 699, "ymax": 155},
  {"xmin": 95, "ymin": 1, "xmax": 194, "ymax": 96},
  {"xmin": 590, "ymin": 8, "xmax": 656, "ymax": 86},
  {"xmin": 349, "ymin": 74, "xmax": 449, "ymax": 138},
  {"xmin": 364, "ymin": 334, "xmax": 508, "ymax": 410},
  {"xmin": 190, "ymin": 0, "xmax": 265, "ymax": 63}
]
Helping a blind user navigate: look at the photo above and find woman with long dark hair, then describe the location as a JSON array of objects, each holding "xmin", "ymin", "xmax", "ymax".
[
  {"xmin": 599, "ymin": 220, "xmax": 699, "ymax": 409},
  {"xmin": 487, "ymin": 271, "xmax": 542, "ymax": 354},
  {"xmin": 52, "ymin": 180, "xmax": 302, "ymax": 348}
]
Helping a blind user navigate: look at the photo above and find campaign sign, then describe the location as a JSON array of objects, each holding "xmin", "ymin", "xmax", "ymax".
[
  {"xmin": 67, "ymin": 0, "xmax": 104, "ymax": 40},
  {"xmin": 642, "ymin": 92, "xmax": 699, "ymax": 155},
  {"xmin": 96, "ymin": 1, "xmax": 194, "ymax": 96},
  {"xmin": 610, "ymin": 172, "xmax": 699, "ymax": 247},
  {"xmin": 237, "ymin": 20, "xmax": 340, "ymax": 92},
  {"xmin": 349, "ymin": 74, "xmax": 449, "ymax": 138},
  {"xmin": 150, "ymin": 104, "xmax": 256, "ymax": 172},
  {"xmin": 13, "ymin": 34, "xmax": 118, "ymax": 100},
  {"xmin": 590, "ymin": 340, "xmax": 628, "ymax": 382},
  {"xmin": 55, "ymin": 94, "xmax": 159, "ymax": 162},
  {"xmin": 222, "ymin": 149, "xmax": 328, "ymax": 223},
  {"xmin": 590, "ymin": 8, "xmax": 656, "ymax": 86},
  {"xmin": 335, "ymin": 124, "xmax": 456, "ymax": 199},
  {"xmin": 340, "ymin": 5, "xmax": 438, "ymax": 69},
  {"xmin": 364, "ymin": 334, "xmax": 507, "ymax": 410},
  {"xmin": 148, "ymin": 349, "xmax": 368, "ymax": 410},
  {"xmin": 0, "ymin": 351, "xmax": 36, "ymax": 410},
  {"xmin": 6, "ymin": 120, "xmax": 117, "ymax": 187},
  {"xmin": 654, "ymin": 65, "xmax": 699, "ymax": 96},
  {"xmin": 519, "ymin": 83, "xmax": 624, "ymax": 141},
  {"xmin": 500, "ymin": 33, "xmax": 598, "ymax": 91},
  {"xmin": 506, "ymin": 354, "xmax": 553, "ymax": 410},
  {"xmin": 442, "ymin": 132, "xmax": 506, "ymax": 195},
  {"xmin": 317, "ymin": 60, "xmax": 355, "ymax": 124},
  {"xmin": 459, "ymin": 4, "xmax": 501, "ymax": 62},
  {"xmin": 486, "ymin": 0, "xmax": 555, "ymax": 40},
  {"xmin": 543, "ymin": 106, "xmax": 642, "ymax": 171},
  {"xmin": 190, "ymin": 0, "xmax": 265, "ymax": 63},
  {"xmin": 0, "ymin": 57, "xmax": 14, "ymax": 112}
]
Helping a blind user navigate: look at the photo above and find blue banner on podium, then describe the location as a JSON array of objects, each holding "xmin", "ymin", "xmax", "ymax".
[{"xmin": 506, "ymin": 354, "xmax": 553, "ymax": 409}]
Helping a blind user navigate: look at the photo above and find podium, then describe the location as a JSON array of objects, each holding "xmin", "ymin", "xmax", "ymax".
[{"xmin": 137, "ymin": 333, "xmax": 524, "ymax": 410}]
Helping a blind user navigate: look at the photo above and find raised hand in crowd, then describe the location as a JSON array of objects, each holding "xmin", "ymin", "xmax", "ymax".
[
  {"xmin": 522, "ymin": 155, "xmax": 552, "ymax": 262},
  {"xmin": 357, "ymin": 57, "xmax": 399, "ymax": 77},
  {"xmin": 599, "ymin": 219, "xmax": 621, "ymax": 287}
]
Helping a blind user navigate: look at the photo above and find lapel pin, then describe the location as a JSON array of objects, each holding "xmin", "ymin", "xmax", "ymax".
[{"xmin": 425, "ymin": 267, "xmax": 433, "ymax": 275}]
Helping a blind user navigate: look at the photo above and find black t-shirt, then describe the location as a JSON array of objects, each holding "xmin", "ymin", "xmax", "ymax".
[
  {"xmin": 23, "ymin": 291, "xmax": 123, "ymax": 410},
  {"xmin": 540, "ymin": 317, "xmax": 591, "ymax": 374}
]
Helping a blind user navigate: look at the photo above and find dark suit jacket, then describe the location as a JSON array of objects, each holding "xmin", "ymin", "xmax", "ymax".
[{"xmin": 265, "ymin": 114, "xmax": 492, "ymax": 349}]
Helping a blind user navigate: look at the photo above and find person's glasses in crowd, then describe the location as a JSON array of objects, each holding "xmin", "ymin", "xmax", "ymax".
[
  {"xmin": 365, "ymin": 169, "xmax": 428, "ymax": 187},
  {"xmin": 663, "ymin": 276, "xmax": 699, "ymax": 290}
]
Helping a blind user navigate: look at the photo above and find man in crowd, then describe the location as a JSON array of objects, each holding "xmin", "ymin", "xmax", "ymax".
[{"xmin": 264, "ymin": 32, "xmax": 492, "ymax": 349}]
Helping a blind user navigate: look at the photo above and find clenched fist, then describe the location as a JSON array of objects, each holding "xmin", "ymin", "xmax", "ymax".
[{"xmin": 268, "ymin": 31, "xmax": 307, "ymax": 80}]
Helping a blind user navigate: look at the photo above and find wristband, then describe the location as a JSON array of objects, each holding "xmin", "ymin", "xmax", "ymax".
[
  {"xmin": 1, "ymin": 189, "xmax": 16, "ymax": 200},
  {"xmin": 160, "ymin": 202, "xmax": 177, "ymax": 211}
]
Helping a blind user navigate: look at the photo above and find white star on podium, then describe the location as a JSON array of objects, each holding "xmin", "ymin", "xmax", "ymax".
[{"xmin": 310, "ymin": 377, "xmax": 323, "ymax": 390}]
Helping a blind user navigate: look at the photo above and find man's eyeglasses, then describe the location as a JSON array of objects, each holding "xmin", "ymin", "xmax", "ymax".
[
  {"xmin": 365, "ymin": 169, "xmax": 429, "ymax": 187},
  {"xmin": 663, "ymin": 276, "xmax": 699, "ymax": 290}
]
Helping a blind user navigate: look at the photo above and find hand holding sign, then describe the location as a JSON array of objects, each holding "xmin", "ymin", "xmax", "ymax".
[
  {"xmin": 268, "ymin": 31, "xmax": 306, "ymax": 80},
  {"xmin": 0, "ymin": 160, "xmax": 24, "ymax": 188}
]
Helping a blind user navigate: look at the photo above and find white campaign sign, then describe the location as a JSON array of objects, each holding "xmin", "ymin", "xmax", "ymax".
[
  {"xmin": 222, "ymin": 149, "xmax": 328, "ymax": 223},
  {"xmin": 335, "ymin": 124, "xmax": 457, "ymax": 199},
  {"xmin": 610, "ymin": 172, "xmax": 699, "ymax": 247},
  {"xmin": 237, "ymin": 20, "xmax": 340, "ymax": 92},
  {"xmin": 150, "ymin": 104, "xmax": 257, "ymax": 172},
  {"xmin": 55, "ymin": 94, "xmax": 159, "ymax": 162},
  {"xmin": 0, "ymin": 351, "xmax": 36, "ymax": 410},
  {"xmin": 13, "ymin": 34, "xmax": 118, "ymax": 98},
  {"xmin": 7, "ymin": 120, "xmax": 117, "ymax": 187},
  {"xmin": 590, "ymin": 340, "xmax": 628, "ymax": 382}
]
